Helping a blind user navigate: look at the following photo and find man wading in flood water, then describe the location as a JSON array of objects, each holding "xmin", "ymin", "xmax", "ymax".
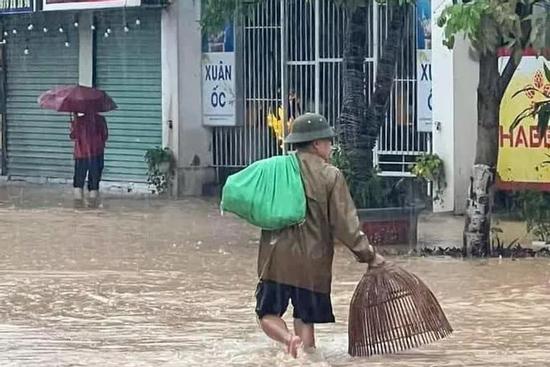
[{"xmin": 255, "ymin": 113, "xmax": 385, "ymax": 358}]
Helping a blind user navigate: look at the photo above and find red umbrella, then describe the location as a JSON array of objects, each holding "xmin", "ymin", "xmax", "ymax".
[{"xmin": 38, "ymin": 85, "xmax": 117, "ymax": 113}]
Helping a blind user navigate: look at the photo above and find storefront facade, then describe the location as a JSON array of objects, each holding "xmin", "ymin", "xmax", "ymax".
[{"xmin": 0, "ymin": 1, "xmax": 165, "ymax": 185}]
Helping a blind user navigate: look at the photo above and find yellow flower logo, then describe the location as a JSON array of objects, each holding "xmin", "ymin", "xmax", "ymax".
[{"xmin": 511, "ymin": 62, "xmax": 550, "ymax": 133}]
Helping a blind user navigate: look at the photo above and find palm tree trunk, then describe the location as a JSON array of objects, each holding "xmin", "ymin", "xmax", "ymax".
[
  {"xmin": 338, "ymin": 5, "xmax": 369, "ymax": 183},
  {"xmin": 338, "ymin": 3, "xmax": 409, "ymax": 187}
]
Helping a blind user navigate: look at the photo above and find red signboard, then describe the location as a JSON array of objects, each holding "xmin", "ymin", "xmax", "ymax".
[{"xmin": 43, "ymin": 0, "xmax": 140, "ymax": 10}]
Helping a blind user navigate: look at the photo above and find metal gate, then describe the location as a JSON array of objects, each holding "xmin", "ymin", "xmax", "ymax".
[
  {"xmin": 95, "ymin": 9, "xmax": 162, "ymax": 183},
  {"xmin": 5, "ymin": 17, "xmax": 79, "ymax": 180},
  {"xmin": 212, "ymin": 0, "xmax": 430, "ymax": 176}
]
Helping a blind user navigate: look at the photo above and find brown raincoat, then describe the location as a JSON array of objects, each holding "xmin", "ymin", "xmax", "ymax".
[{"xmin": 257, "ymin": 151, "xmax": 376, "ymax": 294}]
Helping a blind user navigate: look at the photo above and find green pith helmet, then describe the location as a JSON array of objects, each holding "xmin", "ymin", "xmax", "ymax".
[{"xmin": 284, "ymin": 113, "xmax": 336, "ymax": 144}]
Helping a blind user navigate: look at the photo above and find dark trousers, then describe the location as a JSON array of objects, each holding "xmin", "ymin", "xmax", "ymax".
[{"xmin": 73, "ymin": 155, "xmax": 104, "ymax": 191}]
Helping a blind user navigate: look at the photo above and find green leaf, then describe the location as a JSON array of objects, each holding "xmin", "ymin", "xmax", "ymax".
[
  {"xmin": 437, "ymin": 15, "xmax": 446, "ymax": 28},
  {"xmin": 443, "ymin": 35, "xmax": 456, "ymax": 49},
  {"xmin": 506, "ymin": 239, "xmax": 519, "ymax": 250},
  {"xmin": 537, "ymin": 103, "xmax": 550, "ymax": 135},
  {"xmin": 544, "ymin": 63, "xmax": 550, "ymax": 83},
  {"xmin": 509, "ymin": 105, "xmax": 536, "ymax": 132}
]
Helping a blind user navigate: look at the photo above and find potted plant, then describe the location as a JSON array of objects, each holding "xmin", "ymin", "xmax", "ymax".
[
  {"xmin": 332, "ymin": 145, "xmax": 424, "ymax": 247},
  {"xmin": 410, "ymin": 153, "xmax": 446, "ymax": 206},
  {"xmin": 518, "ymin": 190, "xmax": 550, "ymax": 250},
  {"xmin": 144, "ymin": 147, "xmax": 176, "ymax": 196}
]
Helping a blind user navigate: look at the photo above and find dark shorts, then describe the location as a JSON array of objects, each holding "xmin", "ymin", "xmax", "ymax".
[{"xmin": 255, "ymin": 280, "xmax": 335, "ymax": 324}]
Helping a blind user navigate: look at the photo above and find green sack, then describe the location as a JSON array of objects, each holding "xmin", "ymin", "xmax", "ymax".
[{"xmin": 221, "ymin": 153, "xmax": 306, "ymax": 230}]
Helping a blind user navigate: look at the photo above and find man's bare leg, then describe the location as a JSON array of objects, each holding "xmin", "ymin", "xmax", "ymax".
[
  {"xmin": 294, "ymin": 319, "xmax": 315, "ymax": 350},
  {"xmin": 259, "ymin": 315, "xmax": 302, "ymax": 358}
]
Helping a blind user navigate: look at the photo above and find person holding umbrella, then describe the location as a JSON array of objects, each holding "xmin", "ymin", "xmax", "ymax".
[
  {"xmin": 69, "ymin": 112, "xmax": 108, "ymax": 204},
  {"xmin": 38, "ymin": 85, "xmax": 117, "ymax": 206}
]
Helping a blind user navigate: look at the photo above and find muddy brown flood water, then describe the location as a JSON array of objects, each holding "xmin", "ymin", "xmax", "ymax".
[{"xmin": 0, "ymin": 187, "xmax": 549, "ymax": 366}]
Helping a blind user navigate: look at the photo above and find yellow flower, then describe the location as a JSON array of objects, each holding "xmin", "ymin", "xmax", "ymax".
[{"xmin": 266, "ymin": 106, "xmax": 291, "ymax": 142}]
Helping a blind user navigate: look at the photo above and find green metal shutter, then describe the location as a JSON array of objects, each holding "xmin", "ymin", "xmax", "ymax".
[
  {"xmin": 5, "ymin": 28, "xmax": 79, "ymax": 179},
  {"xmin": 95, "ymin": 9, "xmax": 162, "ymax": 183}
]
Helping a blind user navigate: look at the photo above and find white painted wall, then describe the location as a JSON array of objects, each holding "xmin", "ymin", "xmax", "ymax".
[
  {"xmin": 163, "ymin": 0, "xmax": 215, "ymax": 196},
  {"xmin": 431, "ymin": 0, "xmax": 478, "ymax": 214},
  {"xmin": 452, "ymin": 37, "xmax": 478, "ymax": 214},
  {"xmin": 161, "ymin": 6, "xmax": 180, "ymax": 196},
  {"xmin": 78, "ymin": 13, "xmax": 93, "ymax": 87},
  {"xmin": 431, "ymin": 0, "xmax": 455, "ymax": 212}
]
